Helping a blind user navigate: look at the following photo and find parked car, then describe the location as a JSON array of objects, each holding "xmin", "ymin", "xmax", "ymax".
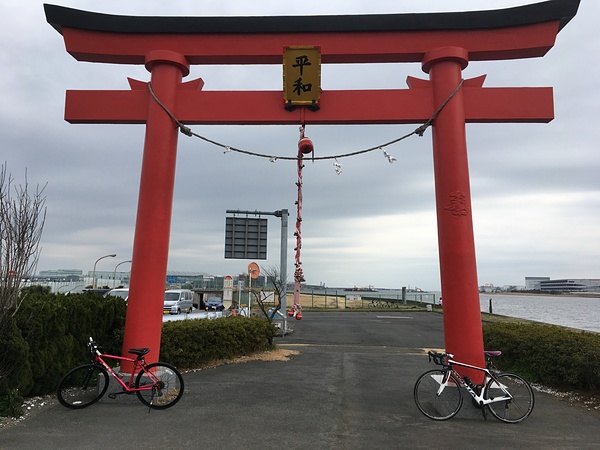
[
  {"xmin": 105, "ymin": 288, "xmax": 129, "ymax": 304},
  {"xmin": 205, "ymin": 296, "xmax": 224, "ymax": 311},
  {"xmin": 163, "ymin": 289, "xmax": 194, "ymax": 314}
]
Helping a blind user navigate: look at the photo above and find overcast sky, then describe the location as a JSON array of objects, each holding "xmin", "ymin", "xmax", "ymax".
[{"xmin": 1, "ymin": 1, "xmax": 597, "ymax": 291}]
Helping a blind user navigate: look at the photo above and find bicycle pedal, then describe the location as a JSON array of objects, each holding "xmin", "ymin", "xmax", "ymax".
[{"xmin": 108, "ymin": 393, "xmax": 117, "ymax": 400}]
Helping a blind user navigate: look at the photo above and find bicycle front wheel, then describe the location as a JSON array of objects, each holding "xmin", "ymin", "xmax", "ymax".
[
  {"xmin": 414, "ymin": 369, "xmax": 463, "ymax": 420},
  {"xmin": 57, "ymin": 364, "xmax": 109, "ymax": 409},
  {"xmin": 135, "ymin": 362, "xmax": 184, "ymax": 409},
  {"xmin": 485, "ymin": 373, "xmax": 535, "ymax": 423}
]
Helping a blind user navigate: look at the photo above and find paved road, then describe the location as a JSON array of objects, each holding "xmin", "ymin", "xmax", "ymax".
[{"xmin": 1, "ymin": 311, "xmax": 599, "ymax": 449}]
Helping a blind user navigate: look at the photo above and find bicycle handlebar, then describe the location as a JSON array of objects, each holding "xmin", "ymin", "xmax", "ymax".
[
  {"xmin": 87, "ymin": 336, "xmax": 101, "ymax": 356},
  {"xmin": 428, "ymin": 350, "xmax": 453, "ymax": 366}
]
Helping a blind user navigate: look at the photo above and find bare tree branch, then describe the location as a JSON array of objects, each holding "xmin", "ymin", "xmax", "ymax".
[
  {"xmin": 0, "ymin": 163, "xmax": 47, "ymax": 318},
  {"xmin": 251, "ymin": 265, "xmax": 286, "ymax": 322}
]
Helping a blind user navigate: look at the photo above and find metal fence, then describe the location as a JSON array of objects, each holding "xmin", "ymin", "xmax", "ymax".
[{"xmin": 298, "ymin": 290, "xmax": 437, "ymax": 309}]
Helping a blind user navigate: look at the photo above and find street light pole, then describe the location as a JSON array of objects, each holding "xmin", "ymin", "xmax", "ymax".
[
  {"xmin": 113, "ymin": 260, "xmax": 132, "ymax": 288},
  {"xmin": 92, "ymin": 253, "xmax": 116, "ymax": 289}
]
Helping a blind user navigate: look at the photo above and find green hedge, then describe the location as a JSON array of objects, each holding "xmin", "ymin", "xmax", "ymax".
[
  {"xmin": 483, "ymin": 322, "xmax": 600, "ymax": 391},
  {"xmin": 0, "ymin": 291, "xmax": 126, "ymax": 417},
  {"xmin": 0, "ymin": 317, "xmax": 30, "ymax": 401},
  {"xmin": 160, "ymin": 317, "xmax": 275, "ymax": 369},
  {"xmin": 13, "ymin": 291, "xmax": 126, "ymax": 397}
]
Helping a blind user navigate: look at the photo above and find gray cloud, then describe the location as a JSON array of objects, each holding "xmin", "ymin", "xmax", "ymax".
[{"xmin": 2, "ymin": 1, "xmax": 598, "ymax": 290}]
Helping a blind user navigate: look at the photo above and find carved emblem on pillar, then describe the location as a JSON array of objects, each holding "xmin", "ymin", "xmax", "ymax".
[{"xmin": 444, "ymin": 191, "xmax": 470, "ymax": 216}]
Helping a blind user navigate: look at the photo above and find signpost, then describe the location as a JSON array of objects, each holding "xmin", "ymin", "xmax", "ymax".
[
  {"xmin": 226, "ymin": 209, "xmax": 289, "ymax": 328},
  {"xmin": 223, "ymin": 275, "xmax": 233, "ymax": 308},
  {"xmin": 247, "ymin": 262, "xmax": 260, "ymax": 313},
  {"xmin": 224, "ymin": 217, "xmax": 268, "ymax": 260}
]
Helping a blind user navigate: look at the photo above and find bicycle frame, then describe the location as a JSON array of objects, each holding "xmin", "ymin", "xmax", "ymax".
[
  {"xmin": 91, "ymin": 349, "xmax": 159, "ymax": 394},
  {"xmin": 443, "ymin": 355, "xmax": 513, "ymax": 406}
]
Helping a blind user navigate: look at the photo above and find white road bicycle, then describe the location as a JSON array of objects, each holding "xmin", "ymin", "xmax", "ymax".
[{"xmin": 414, "ymin": 350, "xmax": 534, "ymax": 423}]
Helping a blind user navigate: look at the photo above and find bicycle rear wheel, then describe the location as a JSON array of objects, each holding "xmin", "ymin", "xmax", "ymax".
[
  {"xmin": 135, "ymin": 362, "xmax": 184, "ymax": 409},
  {"xmin": 414, "ymin": 369, "xmax": 463, "ymax": 420},
  {"xmin": 57, "ymin": 364, "xmax": 109, "ymax": 409},
  {"xmin": 485, "ymin": 373, "xmax": 534, "ymax": 423}
]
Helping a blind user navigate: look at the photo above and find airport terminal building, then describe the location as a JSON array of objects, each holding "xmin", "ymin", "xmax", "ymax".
[{"xmin": 527, "ymin": 277, "xmax": 600, "ymax": 293}]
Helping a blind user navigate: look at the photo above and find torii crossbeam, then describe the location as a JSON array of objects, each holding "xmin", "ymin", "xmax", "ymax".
[{"xmin": 45, "ymin": 0, "xmax": 580, "ymax": 377}]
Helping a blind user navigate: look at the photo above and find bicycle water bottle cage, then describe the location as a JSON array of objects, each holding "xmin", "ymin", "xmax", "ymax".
[
  {"xmin": 463, "ymin": 376, "xmax": 476, "ymax": 389},
  {"xmin": 129, "ymin": 347, "xmax": 150, "ymax": 359}
]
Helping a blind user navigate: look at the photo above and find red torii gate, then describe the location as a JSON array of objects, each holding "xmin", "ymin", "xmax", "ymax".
[{"xmin": 45, "ymin": 0, "xmax": 579, "ymax": 375}]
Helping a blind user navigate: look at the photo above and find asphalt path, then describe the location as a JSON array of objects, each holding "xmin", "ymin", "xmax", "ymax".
[{"xmin": 1, "ymin": 311, "xmax": 599, "ymax": 449}]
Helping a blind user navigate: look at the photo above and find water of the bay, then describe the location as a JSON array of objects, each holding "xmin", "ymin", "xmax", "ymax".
[{"xmin": 478, "ymin": 293, "xmax": 600, "ymax": 333}]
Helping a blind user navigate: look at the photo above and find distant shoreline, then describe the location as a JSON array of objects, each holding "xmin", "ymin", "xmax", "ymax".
[{"xmin": 486, "ymin": 292, "xmax": 600, "ymax": 299}]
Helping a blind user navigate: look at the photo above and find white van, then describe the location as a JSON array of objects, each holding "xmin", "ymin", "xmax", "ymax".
[{"xmin": 163, "ymin": 289, "xmax": 194, "ymax": 315}]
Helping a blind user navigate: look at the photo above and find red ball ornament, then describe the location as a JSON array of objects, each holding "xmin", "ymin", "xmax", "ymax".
[{"xmin": 298, "ymin": 137, "xmax": 314, "ymax": 155}]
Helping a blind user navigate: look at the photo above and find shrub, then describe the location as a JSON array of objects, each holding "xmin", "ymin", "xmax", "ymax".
[
  {"xmin": 483, "ymin": 322, "xmax": 600, "ymax": 391},
  {"xmin": 160, "ymin": 316, "xmax": 275, "ymax": 369},
  {"xmin": 0, "ymin": 389, "xmax": 23, "ymax": 418},
  {"xmin": 0, "ymin": 317, "xmax": 31, "ymax": 417},
  {"xmin": 14, "ymin": 291, "xmax": 126, "ymax": 397}
]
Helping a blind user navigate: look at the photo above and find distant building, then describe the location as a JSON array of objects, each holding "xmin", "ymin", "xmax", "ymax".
[
  {"xmin": 525, "ymin": 277, "xmax": 550, "ymax": 290},
  {"xmin": 38, "ymin": 269, "xmax": 83, "ymax": 281},
  {"xmin": 35, "ymin": 269, "xmax": 270, "ymax": 291},
  {"xmin": 539, "ymin": 279, "xmax": 600, "ymax": 293},
  {"xmin": 162, "ymin": 271, "xmax": 212, "ymax": 288},
  {"xmin": 502, "ymin": 285, "xmax": 525, "ymax": 292},
  {"xmin": 480, "ymin": 283, "xmax": 496, "ymax": 293}
]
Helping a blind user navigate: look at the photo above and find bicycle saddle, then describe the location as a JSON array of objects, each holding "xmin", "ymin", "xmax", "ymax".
[
  {"xmin": 128, "ymin": 347, "xmax": 150, "ymax": 356},
  {"xmin": 484, "ymin": 350, "xmax": 502, "ymax": 357}
]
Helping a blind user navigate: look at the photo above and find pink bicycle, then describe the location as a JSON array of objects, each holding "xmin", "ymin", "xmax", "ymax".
[{"xmin": 57, "ymin": 337, "xmax": 184, "ymax": 409}]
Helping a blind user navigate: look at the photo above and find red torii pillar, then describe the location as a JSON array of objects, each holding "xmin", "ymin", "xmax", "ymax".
[
  {"xmin": 423, "ymin": 48, "xmax": 483, "ymax": 372},
  {"xmin": 126, "ymin": 51, "xmax": 189, "ymax": 371},
  {"xmin": 45, "ymin": 1, "xmax": 579, "ymax": 373}
]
